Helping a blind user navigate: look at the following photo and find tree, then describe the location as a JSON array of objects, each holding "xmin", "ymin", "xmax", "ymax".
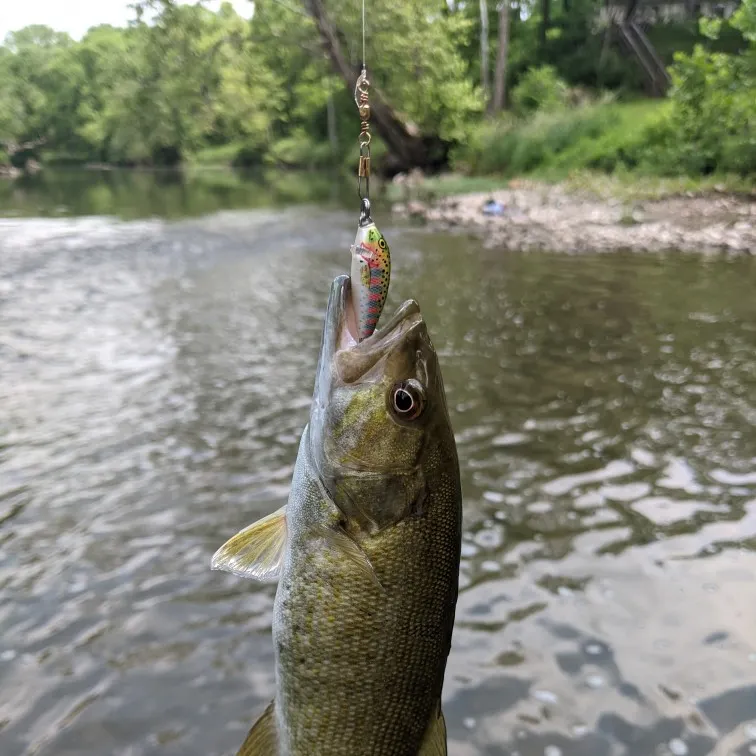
[
  {"xmin": 75, "ymin": 2, "xmax": 283, "ymax": 164},
  {"xmin": 0, "ymin": 26, "xmax": 85, "ymax": 162},
  {"xmin": 480, "ymin": 0, "xmax": 491, "ymax": 99},
  {"xmin": 304, "ymin": 0, "xmax": 482, "ymax": 174},
  {"xmin": 491, "ymin": 0, "xmax": 511, "ymax": 112},
  {"xmin": 0, "ymin": 49, "xmax": 24, "ymax": 150},
  {"xmin": 540, "ymin": 0, "xmax": 551, "ymax": 50}
]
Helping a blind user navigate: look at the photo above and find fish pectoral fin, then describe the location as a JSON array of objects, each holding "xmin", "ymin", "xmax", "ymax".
[
  {"xmin": 211, "ymin": 506, "xmax": 287, "ymax": 581},
  {"xmin": 237, "ymin": 700, "xmax": 278, "ymax": 756},
  {"xmin": 316, "ymin": 523, "xmax": 383, "ymax": 591},
  {"xmin": 418, "ymin": 702, "xmax": 448, "ymax": 756}
]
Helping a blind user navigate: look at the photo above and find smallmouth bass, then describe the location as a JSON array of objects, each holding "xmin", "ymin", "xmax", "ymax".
[{"xmin": 212, "ymin": 274, "xmax": 462, "ymax": 756}]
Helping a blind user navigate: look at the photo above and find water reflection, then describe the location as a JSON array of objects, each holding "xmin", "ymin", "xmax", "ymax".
[
  {"xmin": 0, "ymin": 168, "xmax": 352, "ymax": 220},
  {"xmin": 1, "ymin": 193, "xmax": 756, "ymax": 755}
]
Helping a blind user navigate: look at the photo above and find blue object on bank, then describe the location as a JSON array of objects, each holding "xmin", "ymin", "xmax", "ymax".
[{"xmin": 482, "ymin": 199, "xmax": 505, "ymax": 216}]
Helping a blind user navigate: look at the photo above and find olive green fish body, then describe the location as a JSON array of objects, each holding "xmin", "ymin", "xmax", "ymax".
[
  {"xmin": 213, "ymin": 275, "xmax": 462, "ymax": 756},
  {"xmin": 272, "ymin": 424, "xmax": 460, "ymax": 755}
]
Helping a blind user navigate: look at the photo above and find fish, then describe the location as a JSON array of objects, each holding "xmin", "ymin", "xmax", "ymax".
[
  {"xmin": 212, "ymin": 273, "xmax": 462, "ymax": 756},
  {"xmin": 349, "ymin": 219, "xmax": 391, "ymax": 341}
]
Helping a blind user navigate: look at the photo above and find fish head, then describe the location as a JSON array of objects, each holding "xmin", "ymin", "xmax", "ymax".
[
  {"xmin": 355, "ymin": 223, "xmax": 388, "ymax": 255},
  {"xmin": 309, "ymin": 275, "xmax": 456, "ymax": 534},
  {"xmin": 354, "ymin": 223, "xmax": 390, "ymax": 270}
]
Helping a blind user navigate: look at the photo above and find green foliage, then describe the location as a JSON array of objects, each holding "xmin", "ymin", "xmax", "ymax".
[
  {"xmin": 189, "ymin": 141, "xmax": 248, "ymax": 167},
  {"xmin": 0, "ymin": 26, "xmax": 84, "ymax": 153},
  {"xmin": 0, "ymin": 49, "xmax": 24, "ymax": 143},
  {"xmin": 265, "ymin": 130, "xmax": 335, "ymax": 169},
  {"xmin": 645, "ymin": 19, "xmax": 746, "ymax": 66},
  {"xmin": 0, "ymin": 0, "xmax": 484, "ymax": 169},
  {"xmin": 642, "ymin": 0, "xmax": 756, "ymax": 177},
  {"xmin": 452, "ymin": 101, "xmax": 669, "ymax": 176},
  {"xmin": 510, "ymin": 65, "xmax": 569, "ymax": 114},
  {"xmin": 733, "ymin": 0, "xmax": 756, "ymax": 42},
  {"xmin": 1, "ymin": 0, "xmax": 755, "ymax": 179},
  {"xmin": 488, "ymin": 0, "xmax": 646, "ymax": 94},
  {"xmin": 0, "ymin": 4, "xmax": 295, "ymax": 166},
  {"xmin": 452, "ymin": 0, "xmax": 756, "ymax": 181},
  {"xmin": 323, "ymin": 0, "xmax": 483, "ymax": 142},
  {"xmin": 699, "ymin": 17, "xmax": 723, "ymax": 41}
]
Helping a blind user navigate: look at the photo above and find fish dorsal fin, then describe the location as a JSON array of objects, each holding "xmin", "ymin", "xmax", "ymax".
[
  {"xmin": 237, "ymin": 700, "xmax": 278, "ymax": 756},
  {"xmin": 418, "ymin": 702, "xmax": 448, "ymax": 756},
  {"xmin": 211, "ymin": 506, "xmax": 287, "ymax": 581}
]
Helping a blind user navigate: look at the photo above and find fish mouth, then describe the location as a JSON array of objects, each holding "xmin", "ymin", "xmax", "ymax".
[
  {"xmin": 314, "ymin": 275, "xmax": 424, "ymax": 398},
  {"xmin": 308, "ymin": 276, "xmax": 430, "ymax": 524}
]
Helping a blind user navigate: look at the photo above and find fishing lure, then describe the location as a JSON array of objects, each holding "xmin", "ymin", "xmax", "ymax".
[
  {"xmin": 350, "ymin": 211, "xmax": 391, "ymax": 342},
  {"xmin": 348, "ymin": 65, "xmax": 391, "ymax": 342}
]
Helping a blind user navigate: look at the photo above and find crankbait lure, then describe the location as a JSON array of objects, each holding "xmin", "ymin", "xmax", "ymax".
[{"xmin": 350, "ymin": 207, "xmax": 391, "ymax": 342}]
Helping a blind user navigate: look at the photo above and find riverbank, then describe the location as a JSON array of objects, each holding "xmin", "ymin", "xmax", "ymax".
[{"xmin": 391, "ymin": 174, "xmax": 756, "ymax": 255}]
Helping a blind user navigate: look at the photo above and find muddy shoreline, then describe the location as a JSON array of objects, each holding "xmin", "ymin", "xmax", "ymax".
[{"xmin": 392, "ymin": 182, "xmax": 756, "ymax": 255}]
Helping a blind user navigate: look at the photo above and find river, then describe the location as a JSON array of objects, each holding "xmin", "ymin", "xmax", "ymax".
[{"xmin": 2, "ymin": 170, "xmax": 756, "ymax": 756}]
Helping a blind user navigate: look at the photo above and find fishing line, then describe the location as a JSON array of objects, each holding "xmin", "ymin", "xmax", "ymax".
[
  {"xmin": 362, "ymin": 0, "xmax": 366, "ymax": 68},
  {"xmin": 355, "ymin": 0, "xmax": 371, "ymax": 219}
]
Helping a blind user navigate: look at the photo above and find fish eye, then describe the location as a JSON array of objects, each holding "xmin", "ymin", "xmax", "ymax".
[
  {"xmin": 378, "ymin": 238, "xmax": 387, "ymax": 250},
  {"xmin": 389, "ymin": 379, "xmax": 425, "ymax": 421}
]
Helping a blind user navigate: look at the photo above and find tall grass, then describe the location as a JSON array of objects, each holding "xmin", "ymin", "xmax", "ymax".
[{"xmin": 452, "ymin": 100, "xmax": 671, "ymax": 178}]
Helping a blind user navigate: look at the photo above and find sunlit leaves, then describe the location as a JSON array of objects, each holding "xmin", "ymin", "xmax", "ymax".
[{"xmin": 321, "ymin": 0, "xmax": 484, "ymax": 140}]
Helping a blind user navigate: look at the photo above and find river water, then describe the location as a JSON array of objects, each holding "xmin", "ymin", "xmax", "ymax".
[{"xmin": 1, "ymin": 171, "xmax": 756, "ymax": 756}]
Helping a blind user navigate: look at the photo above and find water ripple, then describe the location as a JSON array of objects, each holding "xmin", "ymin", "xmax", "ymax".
[{"xmin": 1, "ymin": 211, "xmax": 756, "ymax": 755}]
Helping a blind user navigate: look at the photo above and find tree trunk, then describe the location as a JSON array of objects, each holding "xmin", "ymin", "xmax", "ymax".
[
  {"xmin": 540, "ymin": 0, "xmax": 550, "ymax": 49},
  {"xmin": 598, "ymin": 14, "xmax": 613, "ymax": 86},
  {"xmin": 479, "ymin": 0, "xmax": 490, "ymax": 99},
  {"xmin": 326, "ymin": 87, "xmax": 338, "ymax": 152},
  {"xmin": 304, "ymin": 0, "xmax": 449, "ymax": 176},
  {"xmin": 490, "ymin": 0, "xmax": 511, "ymax": 113}
]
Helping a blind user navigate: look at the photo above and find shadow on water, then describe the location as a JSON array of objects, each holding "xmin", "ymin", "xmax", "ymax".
[{"xmin": 1, "ymin": 171, "xmax": 756, "ymax": 755}]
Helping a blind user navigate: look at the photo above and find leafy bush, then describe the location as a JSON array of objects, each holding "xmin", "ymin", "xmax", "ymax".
[
  {"xmin": 647, "ymin": 0, "xmax": 756, "ymax": 176},
  {"xmin": 265, "ymin": 130, "xmax": 337, "ymax": 169},
  {"xmin": 456, "ymin": 0, "xmax": 756, "ymax": 181},
  {"xmin": 451, "ymin": 101, "xmax": 667, "ymax": 177},
  {"xmin": 189, "ymin": 141, "xmax": 268, "ymax": 169},
  {"xmin": 510, "ymin": 65, "xmax": 570, "ymax": 115}
]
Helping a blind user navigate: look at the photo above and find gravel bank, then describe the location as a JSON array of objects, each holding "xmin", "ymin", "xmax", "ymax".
[{"xmin": 393, "ymin": 182, "xmax": 756, "ymax": 255}]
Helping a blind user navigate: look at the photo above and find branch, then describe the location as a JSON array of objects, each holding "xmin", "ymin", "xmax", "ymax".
[
  {"xmin": 1, "ymin": 137, "xmax": 47, "ymax": 155},
  {"xmin": 304, "ymin": 0, "xmax": 441, "ymax": 171}
]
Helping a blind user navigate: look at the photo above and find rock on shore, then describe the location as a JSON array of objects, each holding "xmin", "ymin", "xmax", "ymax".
[{"xmin": 393, "ymin": 183, "xmax": 756, "ymax": 255}]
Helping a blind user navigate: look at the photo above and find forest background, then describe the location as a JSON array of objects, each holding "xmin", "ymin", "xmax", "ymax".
[{"xmin": 1, "ymin": 0, "xmax": 755, "ymax": 185}]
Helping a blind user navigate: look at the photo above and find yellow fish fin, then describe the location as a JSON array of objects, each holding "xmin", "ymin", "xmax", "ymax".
[
  {"xmin": 237, "ymin": 700, "xmax": 278, "ymax": 756},
  {"xmin": 315, "ymin": 522, "xmax": 383, "ymax": 591},
  {"xmin": 418, "ymin": 702, "xmax": 448, "ymax": 756},
  {"xmin": 211, "ymin": 506, "xmax": 286, "ymax": 581}
]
